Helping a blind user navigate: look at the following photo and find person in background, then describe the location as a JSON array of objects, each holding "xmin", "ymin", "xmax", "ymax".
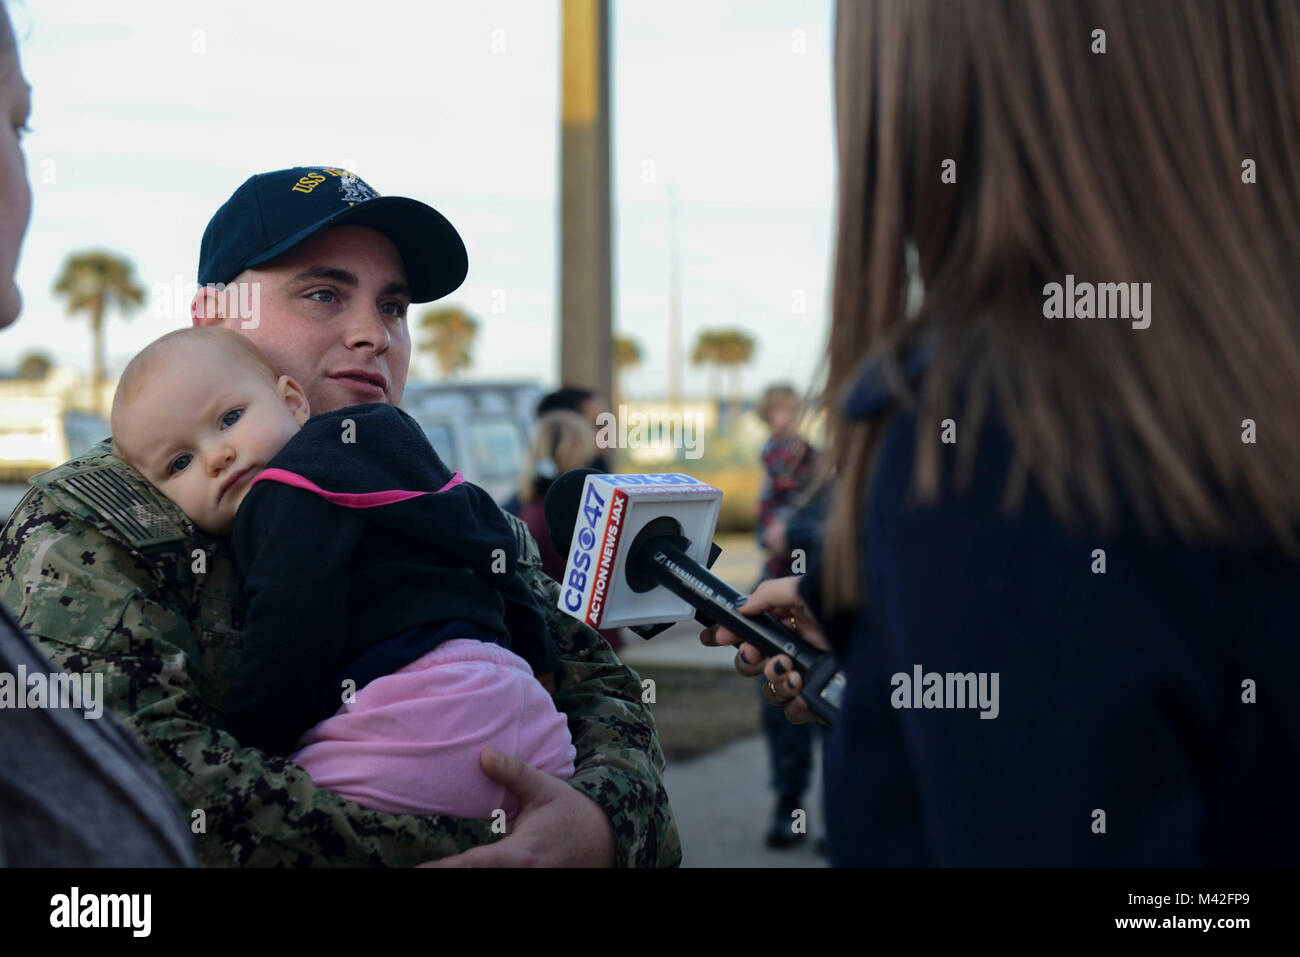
[
  {"xmin": 504, "ymin": 386, "xmax": 613, "ymax": 518},
  {"xmin": 755, "ymin": 385, "xmax": 817, "ymax": 582},
  {"xmin": 752, "ymin": 383, "xmax": 820, "ymax": 849},
  {"xmin": 517, "ymin": 409, "xmax": 625, "ymax": 652},
  {"xmin": 537, "ymin": 385, "xmax": 608, "ymax": 436}
]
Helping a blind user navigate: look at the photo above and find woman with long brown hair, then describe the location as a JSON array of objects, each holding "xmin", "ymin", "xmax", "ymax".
[{"xmin": 709, "ymin": 0, "xmax": 1300, "ymax": 865}]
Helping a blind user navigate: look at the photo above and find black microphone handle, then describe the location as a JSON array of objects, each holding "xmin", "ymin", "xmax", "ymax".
[{"xmin": 644, "ymin": 537, "xmax": 841, "ymax": 726}]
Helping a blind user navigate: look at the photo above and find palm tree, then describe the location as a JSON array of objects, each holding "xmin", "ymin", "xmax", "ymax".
[
  {"xmin": 691, "ymin": 330, "xmax": 727, "ymax": 404},
  {"xmin": 52, "ymin": 251, "xmax": 145, "ymax": 414},
  {"xmin": 613, "ymin": 334, "xmax": 642, "ymax": 407},
  {"xmin": 18, "ymin": 351, "xmax": 54, "ymax": 380},
  {"xmin": 417, "ymin": 306, "xmax": 479, "ymax": 380},
  {"xmin": 692, "ymin": 327, "xmax": 756, "ymax": 429},
  {"xmin": 714, "ymin": 328, "xmax": 756, "ymax": 404}
]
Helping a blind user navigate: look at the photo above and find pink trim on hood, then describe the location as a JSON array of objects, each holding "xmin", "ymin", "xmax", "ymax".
[{"xmin": 249, "ymin": 467, "xmax": 465, "ymax": 509}]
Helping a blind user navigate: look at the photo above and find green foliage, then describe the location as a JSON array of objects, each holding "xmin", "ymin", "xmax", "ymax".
[
  {"xmin": 52, "ymin": 250, "xmax": 145, "ymax": 413},
  {"xmin": 613, "ymin": 334, "xmax": 642, "ymax": 371},
  {"xmin": 18, "ymin": 350, "xmax": 54, "ymax": 380},
  {"xmin": 417, "ymin": 305, "xmax": 479, "ymax": 380}
]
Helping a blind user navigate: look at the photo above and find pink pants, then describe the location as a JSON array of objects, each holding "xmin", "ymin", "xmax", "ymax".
[{"xmin": 290, "ymin": 639, "xmax": 576, "ymax": 819}]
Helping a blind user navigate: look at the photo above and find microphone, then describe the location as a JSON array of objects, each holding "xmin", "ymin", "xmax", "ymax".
[{"xmin": 545, "ymin": 469, "xmax": 844, "ymax": 726}]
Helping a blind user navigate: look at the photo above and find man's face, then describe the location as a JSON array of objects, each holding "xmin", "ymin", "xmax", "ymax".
[
  {"xmin": 115, "ymin": 345, "xmax": 308, "ymax": 536},
  {"xmin": 0, "ymin": 34, "xmax": 32, "ymax": 329},
  {"xmin": 195, "ymin": 225, "xmax": 413, "ymax": 413}
]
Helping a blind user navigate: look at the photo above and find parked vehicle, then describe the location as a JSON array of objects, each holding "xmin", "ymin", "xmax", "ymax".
[{"xmin": 400, "ymin": 380, "xmax": 542, "ymax": 505}]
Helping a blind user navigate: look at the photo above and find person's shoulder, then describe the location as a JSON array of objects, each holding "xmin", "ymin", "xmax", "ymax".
[
  {"xmin": 297, "ymin": 403, "xmax": 428, "ymax": 453},
  {"xmin": 0, "ymin": 442, "xmax": 206, "ymax": 637},
  {"xmin": 11, "ymin": 439, "xmax": 193, "ymax": 553},
  {"xmin": 308, "ymin": 402, "xmax": 409, "ymax": 426}
]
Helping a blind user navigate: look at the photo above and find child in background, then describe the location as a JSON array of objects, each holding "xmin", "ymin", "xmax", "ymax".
[
  {"xmin": 110, "ymin": 327, "xmax": 575, "ymax": 820},
  {"xmin": 756, "ymin": 384, "xmax": 817, "ymax": 583},
  {"xmin": 753, "ymin": 383, "xmax": 821, "ymax": 850}
]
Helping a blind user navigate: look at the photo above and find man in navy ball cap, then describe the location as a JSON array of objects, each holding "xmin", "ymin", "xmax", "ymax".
[{"xmin": 0, "ymin": 163, "xmax": 681, "ymax": 868}]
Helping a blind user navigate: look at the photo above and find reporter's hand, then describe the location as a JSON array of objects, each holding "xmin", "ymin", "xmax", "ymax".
[
  {"xmin": 698, "ymin": 575, "xmax": 829, "ymax": 725},
  {"xmin": 418, "ymin": 748, "xmax": 616, "ymax": 867}
]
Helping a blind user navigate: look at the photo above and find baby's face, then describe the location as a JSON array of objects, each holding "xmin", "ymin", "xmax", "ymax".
[{"xmin": 116, "ymin": 350, "xmax": 307, "ymax": 535}]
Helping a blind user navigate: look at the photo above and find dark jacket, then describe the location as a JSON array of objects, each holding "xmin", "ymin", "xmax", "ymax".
[
  {"xmin": 805, "ymin": 354, "xmax": 1300, "ymax": 866},
  {"xmin": 226, "ymin": 404, "xmax": 559, "ymax": 756}
]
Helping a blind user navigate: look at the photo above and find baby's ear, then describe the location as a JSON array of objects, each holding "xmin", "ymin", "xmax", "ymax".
[{"xmin": 277, "ymin": 375, "xmax": 311, "ymax": 425}]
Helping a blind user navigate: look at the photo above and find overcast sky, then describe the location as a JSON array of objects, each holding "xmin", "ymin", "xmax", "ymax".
[{"xmin": 4, "ymin": 0, "xmax": 836, "ymax": 399}]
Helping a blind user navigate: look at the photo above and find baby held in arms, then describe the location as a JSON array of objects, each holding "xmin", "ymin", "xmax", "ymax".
[{"xmin": 110, "ymin": 326, "xmax": 575, "ymax": 818}]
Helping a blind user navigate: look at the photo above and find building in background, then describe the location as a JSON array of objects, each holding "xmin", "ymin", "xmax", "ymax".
[{"xmin": 0, "ymin": 369, "xmax": 113, "ymax": 520}]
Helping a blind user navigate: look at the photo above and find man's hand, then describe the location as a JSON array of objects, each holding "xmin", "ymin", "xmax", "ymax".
[
  {"xmin": 699, "ymin": 575, "xmax": 829, "ymax": 725},
  {"xmin": 418, "ymin": 748, "xmax": 616, "ymax": 867}
]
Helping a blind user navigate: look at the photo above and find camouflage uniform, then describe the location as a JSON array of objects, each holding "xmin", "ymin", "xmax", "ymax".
[{"xmin": 0, "ymin": 440, "xmax": 681, "ymax": 867}]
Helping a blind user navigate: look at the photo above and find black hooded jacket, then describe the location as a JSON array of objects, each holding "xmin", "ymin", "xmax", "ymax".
[{"xmin": 226, "ymin": 403, "xmax": 558, "ymax": 756}]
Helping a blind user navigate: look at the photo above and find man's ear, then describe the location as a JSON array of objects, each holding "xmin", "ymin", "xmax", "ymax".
[
  {"xmin": 277, "ymin": 375, "xmax": 311, "ymax": 425},
  {"xmin": 192, "ymin": 285, "xmax": 223, "ymax": 327}
]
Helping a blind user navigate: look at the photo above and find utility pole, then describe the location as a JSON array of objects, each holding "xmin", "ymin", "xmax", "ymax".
[{"xmin": 558, "ymin": 0, "xmax": 613, "ymax": 408}]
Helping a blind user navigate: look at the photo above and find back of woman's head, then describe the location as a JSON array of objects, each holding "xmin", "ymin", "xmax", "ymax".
[
  {"xmin": 823, "ymin": 0, "xmax": 1300, "ymax": 610},
  {"xmin": 520, "ymin": 409, "xmax": 600, "ymax": 504}
]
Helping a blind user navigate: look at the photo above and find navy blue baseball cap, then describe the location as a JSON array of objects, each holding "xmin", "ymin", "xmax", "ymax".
[{"xmin": 197, "ymin": 166, "xmax": 468, "ymax": 303}]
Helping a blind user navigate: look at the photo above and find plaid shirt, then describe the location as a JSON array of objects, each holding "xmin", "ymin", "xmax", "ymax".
[{"xmin": 758, "ymin": 434, "xmax": 816, "ymax": 579}]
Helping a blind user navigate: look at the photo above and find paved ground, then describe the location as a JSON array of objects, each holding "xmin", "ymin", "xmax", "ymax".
[
  {"xmin": 663, "ymin": 733, "xmax": 828, "ymax": 867},
  {"xmin": 619, "ymin": 534, "xmax": 828, "ymax": 867}
]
